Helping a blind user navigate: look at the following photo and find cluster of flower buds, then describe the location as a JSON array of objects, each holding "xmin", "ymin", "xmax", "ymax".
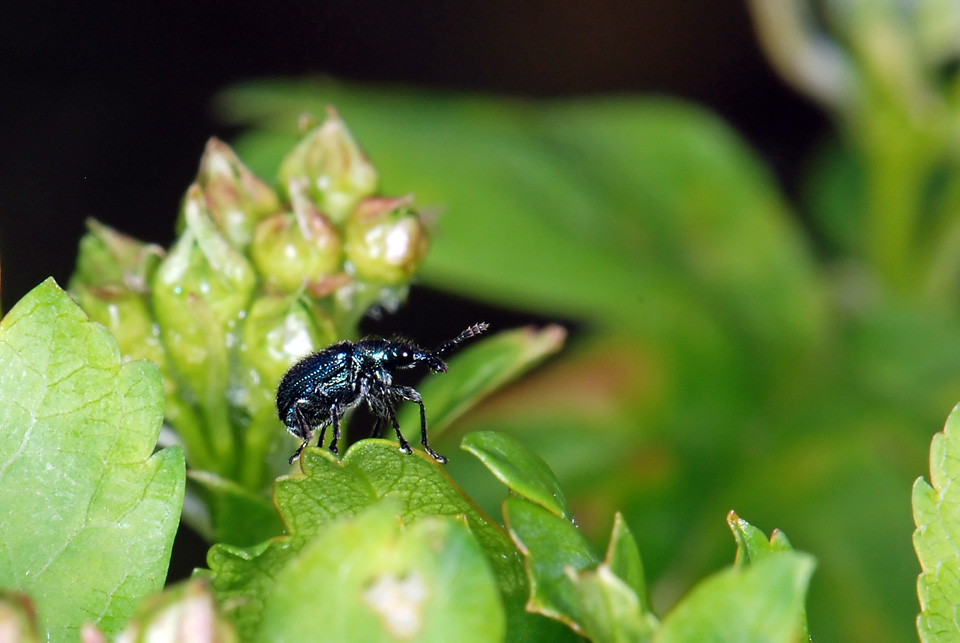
[{"xmin": 69, "ymin": 110, "xmax": 432, "ymax": 495}]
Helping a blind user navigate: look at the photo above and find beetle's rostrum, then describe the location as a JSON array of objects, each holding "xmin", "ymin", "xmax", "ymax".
[{"xmin": 277, "ymin": 322, "xmax": 489, "ymax": 464}]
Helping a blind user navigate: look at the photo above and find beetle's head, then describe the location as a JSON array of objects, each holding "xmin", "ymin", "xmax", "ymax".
[{"xmin": 388, "ymin": 344, "xmax": 447, "ymax": 372}]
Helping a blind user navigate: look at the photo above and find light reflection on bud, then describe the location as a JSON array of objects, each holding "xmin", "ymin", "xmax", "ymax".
[{"xmin": 345, "ymin": 196, "xmax": 429, "ymax": 285}]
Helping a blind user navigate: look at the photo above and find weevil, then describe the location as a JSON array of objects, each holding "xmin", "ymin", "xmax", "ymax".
[{"xmin": 277, "ymin": 322, "xmax": 488, "ymax": 464}]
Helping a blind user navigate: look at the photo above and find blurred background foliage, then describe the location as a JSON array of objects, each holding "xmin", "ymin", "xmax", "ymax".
[{"xmin": 4, "ymin": 1, "xmax": 960, "ymax": 641}]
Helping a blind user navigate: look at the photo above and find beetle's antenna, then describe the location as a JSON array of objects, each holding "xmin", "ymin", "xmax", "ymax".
[{"xmin": 434, "ymin": 322, "xmax": 489, "ymax": 356}]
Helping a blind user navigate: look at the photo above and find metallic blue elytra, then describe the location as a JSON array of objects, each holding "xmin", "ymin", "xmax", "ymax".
[{"xmin": 277, "ymin": 322, "xmax": 489, "ymax": 464}]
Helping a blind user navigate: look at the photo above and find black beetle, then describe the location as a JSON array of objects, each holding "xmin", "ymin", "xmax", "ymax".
[{"xmin": 277, "ymin": 322, "xmax": 489, "ymax": 464}]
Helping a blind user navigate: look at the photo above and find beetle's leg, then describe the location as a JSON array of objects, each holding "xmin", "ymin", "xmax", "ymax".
[
  {"xmin": 369, "ymin": 416, "xmax": 383, "ymax": 439},
  {"xmin": 385, "ymin": 407, "xmax": 413, "ymax": 455},
  {"xmin": 328, "ymin": 404, "xmax": 341, "ymax": 455},
  {"xmin": 288, "ymin": 405, "xmax": 312, "ymax": 464},
  {"xmin": 397, "ymin": 386, "xmax": 446, "ymax": 463},
  {"xmin": 288, "ymin": 440, "xmax": 308, "ymax": 465}
]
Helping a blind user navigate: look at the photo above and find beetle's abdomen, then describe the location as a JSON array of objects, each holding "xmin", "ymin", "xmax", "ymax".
[{"xmin": 276, "ymin": 343, "xmax": 353, "ymax": 421}]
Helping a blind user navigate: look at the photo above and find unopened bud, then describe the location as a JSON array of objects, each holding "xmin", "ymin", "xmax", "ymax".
[
  {"xmin": 115, "ymin": 579, "xmax": 236, "ymax": 643},
  {"xmin": 345, "ymin": 196, "xmax": 429, "ymax": 285},
  {"xmin": 0, "ymin": 592, "xmax": 39, "ymax": 643},
  {"xmin": 71, "ymin": 218, "xmax": 163, "ymax": 293},
  {"xmin": 187, "ymin": 138, "xmax": 280, "ymax": 250},
  {"xmin": 251, "ymin": 181, "xmax": 343, "ymax": 293},
  {"xmin": 152, "ymin": 185, "xmax": 256, "ymax": 396},
  {"xmin": 234, "ymin": 292, "xmax": 338, "ymax": 484},
  {"xmin": 238, "ymin": 292, "xmax": 337, "ymax": 395},
  {"xmin": 277, "ymin": 108, "xmax": 378, "ymax": 223}
]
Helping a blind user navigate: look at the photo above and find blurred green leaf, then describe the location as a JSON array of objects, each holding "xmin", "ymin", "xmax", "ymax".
[
  {"xmin": 914, "ymin": 401, "xmax": 960, "ymax": 642},
  {"xmin": 396, "ymin": 324, "xmax": 566, "ymax": 440},
  {"xmin": 462, "ymin": 430, "xmax": 569, "ymax": 518},
  {"xmin": 653, "ymin": 552, "xmax": 815, "ymax": 643},
  {"xmin": 260, "ymin": 504, "xmax": 504, "ymax": 642},
  {"xmin": 0, "ymin": 278, "xmax": 185, "ymax": 641},
  {"xmin": 800, "ymin": 138, "xmax": 865, "ymax": 256},
  {"xmin": 186, "ymin": 470, "xmax": 284, "ymax": 546}
]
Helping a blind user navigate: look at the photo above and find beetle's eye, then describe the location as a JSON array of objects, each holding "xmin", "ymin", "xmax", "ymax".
[{"xmin": 401, "ymin": 351, "xmax": 409, "ymax": 358}]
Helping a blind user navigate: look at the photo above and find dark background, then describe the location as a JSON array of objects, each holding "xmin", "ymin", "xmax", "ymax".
[{"xmin": 1, "ymin": 1, "xmax": 823, "ymax": 314}]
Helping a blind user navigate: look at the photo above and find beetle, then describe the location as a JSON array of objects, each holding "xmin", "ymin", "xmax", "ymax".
[{"xmin": 277, "ymin": 322, "xmax": 489, "ymax": 464}]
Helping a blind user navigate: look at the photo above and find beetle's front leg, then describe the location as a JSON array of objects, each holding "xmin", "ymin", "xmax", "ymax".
[
  {"xmin": 385, "ymin": 407, "xmax": 413, "ymax": 455},
  {"xmin": 397, "ymin": 385, "xmax": 446, "ymax": 463}
]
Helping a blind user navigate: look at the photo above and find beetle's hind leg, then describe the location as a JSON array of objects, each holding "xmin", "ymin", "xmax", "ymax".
[
  {"xmin": 398, "ymin": 386, "xmax": 447, "ymax": 463},
  {"xmin": 327, "ymin": 404, "xmax": 341, "ymax": 455},
  {"xmin": 288, "ymin": 439, "xmax": 308, "ymax": 465},
  {"xmin": 289, "ymin": 405, "xmax": 314, "ymax": 464}
]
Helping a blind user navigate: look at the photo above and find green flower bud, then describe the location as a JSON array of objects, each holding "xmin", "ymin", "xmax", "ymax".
[
  {"xmin": 277, "ymin": 108, "xmax": 378, "ymax": 223},
  {"xmin": 251, "ymin": 180, "xmax": 343, "ymax": 294},
  {"xmin": 183, "ymin": 138, "xmax": 281, "ymax": 250},
  {"xmin": 238, "ymin": 292, "xmax": 337, "ymax": 390},
  {"xmin": 345, "ymin": 196, "xmax": 429, "ymax": 285},
  {"xmin": 152, "ymin": 185, "xmax": 256, "ymax": 403},
  {"xmin": 71, "ymin": 218, "xmax": 163, "ymax": 292},
  {"xmin": 70, "ymin": 222, "xmax": 172, "ymax": 396},
  {"xmin": 0, "ymin": 592, "xmax": 40, "ymax": 643},
  {"xmin": 114, "ymin": 579, "xmax": 236, "ymax": 643},
  {"xmin": 234, "ymin": 292, "xmax": 337, "ymax": 485}
]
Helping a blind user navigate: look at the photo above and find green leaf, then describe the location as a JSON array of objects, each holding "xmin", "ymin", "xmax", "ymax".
[
  {"xmin": 503, "ymin": 496, "xmax": 602, "ymax": 635},
  {"xmin": 462, "ymin": 430, "xmax": 569, "ymax": 518},
  {"xmin": 604, "ymin": 512, "xmax": 651, "ymax": 613},
  {"xmin": 0, "ymin": 278, "xmax": 185, "ymax": 641},
  {"xmin": 728, "ymin": 510, "xmax": 794, "ymax": 567},
  {"xmin": 199, "ymin": 539, "xmax": 295, "ymax": 640},
  {"xmin": 259, "ymin": 504, "xmax": 504, "ymax": 642},
  {"xmin": 726, "ymin": 512, "xmax": 808, "ymax": 641},
  {"xmin": 569, "ymin": 564, "xmax": 657, "ymax": 643},
  {"xmin": 800, "ymin": 138, "xmax": 865, "ymax": 256},
  {"xmin": 503, "ymin": 498, "xmax": 656, "ymax": 641},
  {"xmin": 206, "ymin": 441, "xmax": 540, "ymax": 640},
  {"xmin": 653, "ymin": 552, "xmax": 815, "ymax": 643},
  {"xmin": 396, "ymin": 325, "xmax": 566, "ymax": 440},
  {"xmin": 914, "ymin": 401, "xmax": 960, "ymax": 642},
  {"xmin": 186, "ymin": 470, "xmax": 284, "ymax": 546}
]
